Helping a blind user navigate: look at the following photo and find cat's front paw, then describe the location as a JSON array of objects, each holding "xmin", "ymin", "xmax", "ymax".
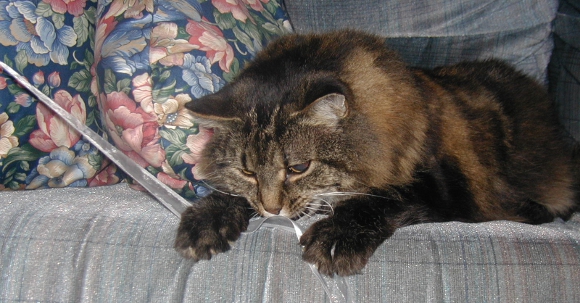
[
  {"xmin": 300, "ymin": 217, "xmax": 385, "ymax": 276},
  {"xmin": 174, "ymin": 197, "xmax": 249, "ymax": 261}
]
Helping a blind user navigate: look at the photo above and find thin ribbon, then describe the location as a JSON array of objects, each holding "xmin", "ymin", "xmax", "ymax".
[
  {"xmin": 247, "ymin": 217, "xmax": 353, "ymax": 303},
  {"xmin": 1, "ymin": 61, "xmax": 352, "ymax": 302},
  {"xmin": 0, "ymin": 61, "xmax": 190, "ymax": 217}
]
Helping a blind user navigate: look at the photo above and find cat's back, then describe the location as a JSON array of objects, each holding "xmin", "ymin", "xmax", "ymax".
[
  {"xmin": 423, "ymin": 60, "xmax": 564, "ymax": 162},
  {"xmin": 415, "ymin": 60, "xmax": 578, "ymax": 220},
  {"xmin": 426, "ymin": 60, "xmax": 556, "ymax": 119}
]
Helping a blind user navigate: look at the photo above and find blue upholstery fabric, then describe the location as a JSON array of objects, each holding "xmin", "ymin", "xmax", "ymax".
[
  {"xmin": 1, "ymin": 184, "xmax": 580, "ymax": 302},
  {"xmin": 550, "ymin": 0, "xmax": 580, "ymax": 141},
  {"xmin": 284, "ymin": 0, "xmax": 558, "ymax": 83}
]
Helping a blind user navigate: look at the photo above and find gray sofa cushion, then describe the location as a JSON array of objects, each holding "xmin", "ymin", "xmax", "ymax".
[
  {"xmin": 2, "ymin": 184, "xmax": 580, "ymax": 302},
  {"xmin": 550, "ymin": 0, "xmax": 580, "ymax": 141},
  {"xmin": 284, "ymin": 0, "xmax": 558, "ymax": 83}
]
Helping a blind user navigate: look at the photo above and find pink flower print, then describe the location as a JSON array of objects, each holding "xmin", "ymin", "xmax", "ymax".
[
  {"xmin": 0, "ymin": 113, "xmax": 19, "ymax": 158},
  {"xmin": 94, "ymin": 16, "xmax": 118, "ymax": 66},
  {"xmin": 132, "ymin": 73, "xmax": 154, "ymax": 113},
  {"xmin": 47, "ymin": 71, "xmax": 61, "ymax": 87},
  {"xmin": 90, "ymin": 68, "xmax": 99, "ymax": 97},
  {"xmin": 212, "ymin": 0, "xmax": 252, "ymax": 22},
  {"xmin": 149, "ymin": 22, "xmax": 197, "ymax": 66},
  {"xmin": 186, "ymin": 19, "xmax": 235, "ymax": 72},
  {"xmin": 243, "ymin": 0, "xmax": 269, "ymax": 11},
  {"xmin": 0, "ymin": 77, "xmax": 6, "ymax": 89},
  {"xmin": 182, "ymin": 126, "xmax": 213, "ymax": 179},
  {"xmin": 158, "ymin": 160, "xmax": 187, "ymax": 189},
  {"xmin": 102, "ymin": 91, "xmax": 165, "ymax": 167},
  {"xmin": 42, "ymin": 0, "xmax": 87, "ymax": 17},
  {"xmin": 14, "ymin": 93, "xmax": 33, "ymax": 107},
  {"xmin": 33, "ymin": 71, "xmax": 45, "ymax": 85},
  {"xmin": 212, "ymin": 0, "xmax": 269, "ymax": 22},
  {"xmin": 29, "ymin": 90, "xmax": 86, "ymax": 152},
  {"xmin": 88, "ymin": 159, "xmax": 120, "ymax": 187},
  {"xmin": 105, "ymin": 0, "xmax": 154, "ymax": 19}
]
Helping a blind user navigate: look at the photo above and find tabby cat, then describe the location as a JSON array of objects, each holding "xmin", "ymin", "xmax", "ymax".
[{"xmin": 175, "ymin": 30, "xmax": 579, "ymax": 276}]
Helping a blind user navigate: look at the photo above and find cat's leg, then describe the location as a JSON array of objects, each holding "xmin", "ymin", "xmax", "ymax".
[
  {"xmin": 300, "ymin": 196, "xmax": 430, "ymax": 276},
  {"xmin": 175, "ymin": 192, "xmax": 253, "ymax": 261}
]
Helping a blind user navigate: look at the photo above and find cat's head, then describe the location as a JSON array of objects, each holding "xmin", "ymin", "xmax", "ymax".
[
  {"xmin": 186, "ymin": 80, "xmax": 360, "ymax": 218},
  {"xmin": 186, "ymin": 31, "xmax": 427, "ymax": 218}
]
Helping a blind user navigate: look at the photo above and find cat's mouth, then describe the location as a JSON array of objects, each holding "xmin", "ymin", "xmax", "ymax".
[
  {"xmin": 287, "ymin": 197, "xmax": 339, "ymax": 219},
  {"xmin": 261, "ymin": 207, "xmax": 292, "ymax": 218},
  {"xmin": 255, "ymin": 191, "xmax": 349, "ymax": 219}
]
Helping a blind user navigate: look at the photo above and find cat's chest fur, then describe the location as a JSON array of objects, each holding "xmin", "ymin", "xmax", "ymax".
[{"xmin": 176, "ymin": 30, "xmax": 579, "ymax": 276}]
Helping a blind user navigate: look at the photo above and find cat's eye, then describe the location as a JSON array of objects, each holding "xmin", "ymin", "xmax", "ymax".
[
  {"xmin": 287, "ymin": 161, "xmax": 311, "ymax": 175},
  {"xmin": 241, "ymin": 169, "xmax": 255, "ymax": 177}
]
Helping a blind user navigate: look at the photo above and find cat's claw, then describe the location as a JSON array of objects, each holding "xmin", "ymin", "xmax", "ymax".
[
  {"xmin": 299, "ymin": 217, "xmax": 382, "ymax": 276},
  {"xmin": 178, "ymin": 247, "xmax": 218, "ymax": 261},
  {"xmin": 176, "ymin": 240, "xmax": 231, "ymax": 261},
  {"xmin": 174, "ymin": 203, "xmax": 248, "ymax": 262}
]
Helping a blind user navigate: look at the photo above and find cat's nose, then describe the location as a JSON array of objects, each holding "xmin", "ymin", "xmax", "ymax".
[{"xmin": 265, "ymin": 207, "xmax": 281, "ymax": 215}]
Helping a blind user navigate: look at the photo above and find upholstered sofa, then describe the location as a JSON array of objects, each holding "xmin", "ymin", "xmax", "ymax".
[{"xmin": 1, "ymin": 0, "xmax": 579, "ymax": 302}]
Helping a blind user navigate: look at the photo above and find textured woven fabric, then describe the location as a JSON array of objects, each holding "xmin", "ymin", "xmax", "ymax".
[
  {"xmin": 1, "ymin": 184, "xmax": 580, "ymax": 302},
  {"xmin": 550, "ymin": 0, "xmax": 580, "ymax": 141},
  {"xmin": 284, "ymin": 0, "xmax": 557, "ymax": 83}
]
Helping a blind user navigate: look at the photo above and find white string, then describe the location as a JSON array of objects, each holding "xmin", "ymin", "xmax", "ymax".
[
  {"xmin": 0, "ymin": 61, "xmax": 191, "ymax": 216},
  {"xmin": 246, "ymin": 217, "xmax": 354, "ymax": 303}
]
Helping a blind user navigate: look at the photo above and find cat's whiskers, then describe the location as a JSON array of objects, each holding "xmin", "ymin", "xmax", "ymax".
[
  {"xmin": 298, "ymin": 208, "xmax": 315, "ymax": 219},
  {"xmin": 304, "ymin": 204, "xmax": 325, "ymax": 212},
  {"xmin": 199, "ymin": 180, "xmax": 242, "ymax": 197},
  {"xmin": 315, "ymin": 191, "xmax": 390, "ymax": 200},
  {"xmin": 319, "ymin": 190, "xmax": 407, "ymax": 204},
  {"xmin": 250, "ymin": 211, "xmax": 261, "ymax": 220},
  {"xmin": 310, "ymin": 197, "xmax": 335, "ymax": 215}
]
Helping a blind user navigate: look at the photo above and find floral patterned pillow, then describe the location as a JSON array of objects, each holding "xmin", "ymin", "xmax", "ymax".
[
  {"xmin": 0, "ymin": 0, "xmax": 122, "ymax": 190},
  {"xmin": 94, "ymin": 0, "xmax": 292, "ymax": 199}
]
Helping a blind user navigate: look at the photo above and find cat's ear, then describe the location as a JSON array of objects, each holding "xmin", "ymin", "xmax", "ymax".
[
  {"xmin": 300, "ymin": 93, "xmax": 348, "ymax": 126},
  {"xmin": 185, "ymin": 88, "xmax": 241, "ymax": 128}
]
